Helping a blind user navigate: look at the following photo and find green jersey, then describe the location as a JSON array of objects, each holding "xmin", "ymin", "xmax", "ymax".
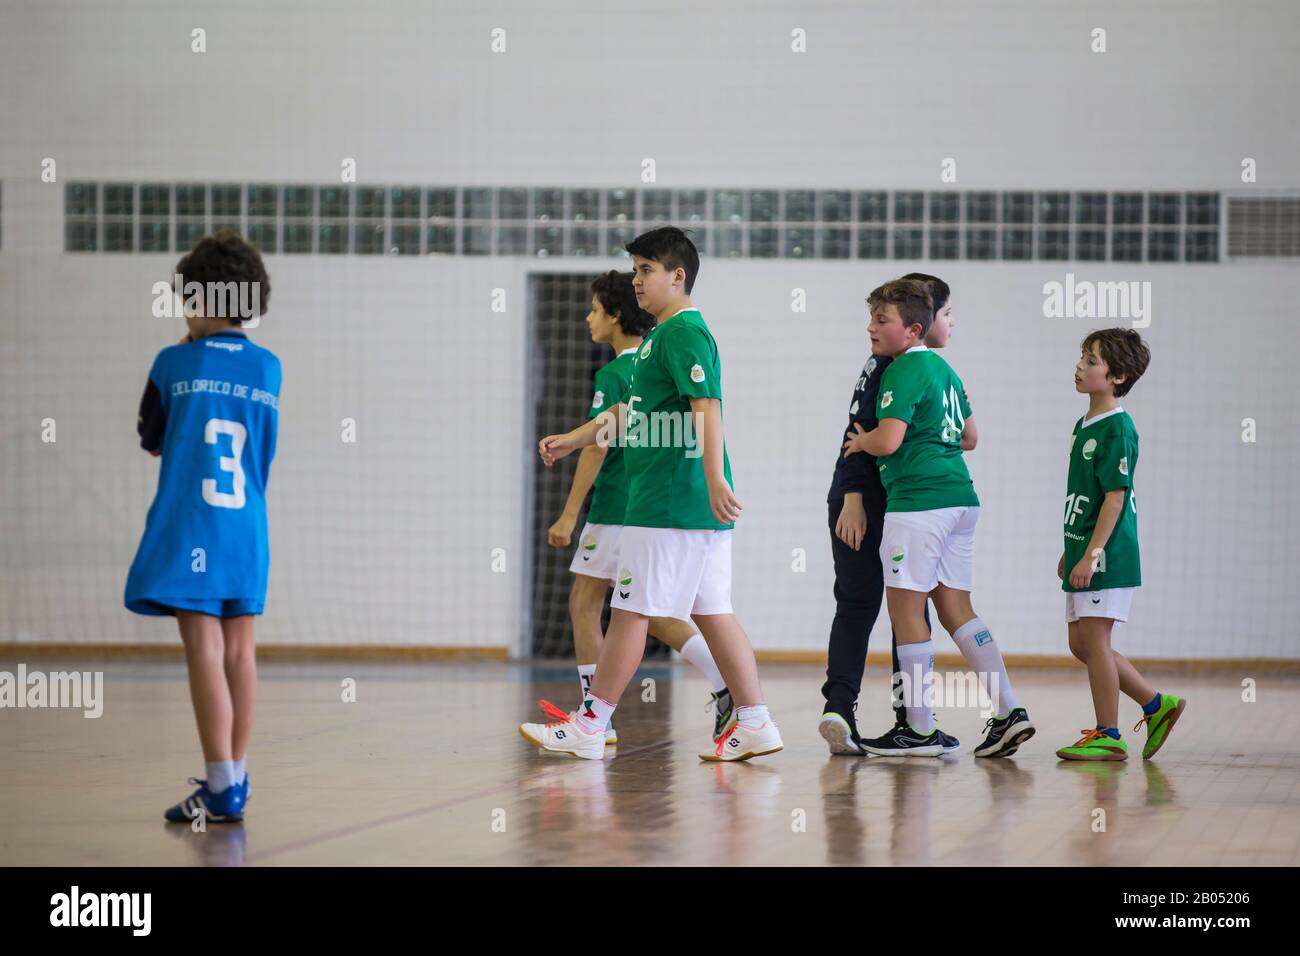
[
  {"xmin": 622, "ymin": 308, "xmax": 734, "ymax": 530},
  {"xmin": 874, "ymin": 346, "xmax": 979, "ymax": 512},
  {"xmin": 1062, "ymin": 407, "xmax": 1140, "ymax": 591},
  {"xmin": 585, "ymin": 347, "xmax": 638, "ymax": 526}
]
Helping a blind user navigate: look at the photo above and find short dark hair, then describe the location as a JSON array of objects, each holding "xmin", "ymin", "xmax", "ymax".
[
  {"xmin": 868, "ymin": 278, "xmax": 934, "ymax": 338},
  {"xmin": 174, "ymin": 229, "xmax": 271, "ymax": 323},
  {"xmin": 900, "ymin": 272, "xmax": 950, "ymax": 314},
  {"xmin": 1081, "ymin": 328, "xmax": 1150, "ymax": 397},
  {"xmin": 625, "ymin": 226, "xmax": 699, "ymax": 294},
  {"xmin": 591, "ymin": 270, "xmax": 655, "ymax": 337}
]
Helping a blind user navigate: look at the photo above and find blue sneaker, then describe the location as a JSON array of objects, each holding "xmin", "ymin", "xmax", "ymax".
[
  {"xmin": 163, "ymin": 778, "xmax": 246, "ymax": 823},
  {"xmin": 241, "ymin": 774, "xmax": 251, "ymax": 804}
]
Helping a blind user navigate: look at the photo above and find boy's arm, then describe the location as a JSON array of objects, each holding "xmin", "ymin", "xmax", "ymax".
[
  {"xmin": 960, "ymin": 416, "xmax": 978, "ymax": 451},
  {"xmin": 843, "ymin": 418, "xmax": 907, "ymax": 458},
  {"xmin": 690, "ymin": 396, "xmax": 742, "ymax": 524},
  {"xmin": 137, "ymin": 367, "xmax": 166, "ymax": 457},
  {"xmin": 1068, "ymin": 488, "xmax": 1126, "ymax": 588},
  {"xmin": 539, "ymin": 404, "xmax": 624, "ymax": 466},
  {"xmin": 548, "ymin": 444, "xmax": 608, "ymax": 546}
]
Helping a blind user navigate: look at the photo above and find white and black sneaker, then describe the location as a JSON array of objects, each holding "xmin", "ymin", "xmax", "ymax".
[
  {"xmin": 861, "ymin": 722, "xmax": 945, "ymax": 757},
  {"xmin": 819, "ymin": 702, "xmax": 865, "ymax": 756},
  {"xmin": 974, "ymin": 707, "xmax": 1035, "ymax": 758}
]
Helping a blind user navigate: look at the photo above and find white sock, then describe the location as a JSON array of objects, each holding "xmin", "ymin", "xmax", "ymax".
[
  {"xmin": 896, "ymin": 640, "xmax": 935, "ymax": 734},
  {"xmin": 233, "ymin": 757, "xmax": 246, "ymax": 784},
  {"xmin": 678, "ymin": 634, "xmax": 727, "ymax": 693},
  {"xmin": 574, "ymin": 692, "xmax": 615, "ymax": 734},
  {"xmin": 735, "ymin": 704, "xmax": 770, "ymax": 728},
  {"xmin": 951, "ymin": 617, "xmax": 1018, "ymax": 716},
  {"xmin": 577, "ymin": 664, "xmax": 596, "ymax": 701},
  {"xmin": 206, "ymin": 760, "xmax": 237, "ymax": 794}
]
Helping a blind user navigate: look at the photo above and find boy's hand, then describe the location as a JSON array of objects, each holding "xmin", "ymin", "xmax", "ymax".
[
  {"xmin": 708, "ymin": 477, "xmax": 742, "ymax": 525},
  {"xmin": 835, "ymin": 495, "xmax": 867, "ymax": 551},
  {"xmin": 842, "ymin": 422, "xmax": 869, "ymax": 458},
  {"xmin": 1068, "ymin": 554, "xmax": 1098, "ymax": 589},
  {"xmin": 548, "ymin": 512, "xmax": 577, "ymax": 548},
  {"xmin": 1057, "ymin": 553, "xmax": 1065, "ymax": 580},
  {"xmin": 538, "ymin": 432, "xmax": 576, "ymax": 467}
]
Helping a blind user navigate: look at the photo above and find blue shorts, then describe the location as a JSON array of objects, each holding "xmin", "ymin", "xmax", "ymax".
[{"xmin": 134, "ymin": 597, "xmax": 264, "ymax": 619}]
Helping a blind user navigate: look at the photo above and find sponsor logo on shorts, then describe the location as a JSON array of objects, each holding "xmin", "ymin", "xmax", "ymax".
[
  {"xmin": 890, "ymin": 546, "xmax": 904, "ymax": 573},
  {"xmin": 1091, "ymin": 595, "xmax": 1102, "ymax": 604},
  {"xmin": 689, "ymin": 363, "xmax": 705, "ymax": 383},
  {"xmin": 582, "ymin": 535, "xmax": 598, "ymax": 552},
  {"xmin": 618, "ymin": 569, "xmax": 632, "ymax": 587},
  {"xmin": 1082, "ymin": 438, "xmax": 1097, "ymax": 460}
]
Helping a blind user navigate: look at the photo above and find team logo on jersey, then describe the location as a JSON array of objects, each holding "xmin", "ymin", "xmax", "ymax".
[
  {"xmin": 640, "ymin": 339, "xmax": 653, "ymax": 360},
  {"xmin": 881, "ymin": 391, "xmax": 894, "ymax": 409},
  {"xmin": 1081, "ymin": 438, "xmax": 1097, "ymax": 460},
  {"xmin": 582, "ymin": 534, "xmax": 598, "ymax": 552},
  {"xmin": 690, "ymin": 363, "xmax": 705, "ymax": 383},
  {"xmin": 591, "ymin": 390, "xmax": 604, "ymax": 409},
  {"xmin": 865, "ymin": 357, "xmax": 877, "ymax": 377},
  {"xmin": 1118, "ymin": 456, "xmax": 1128, "ymax": 476}
]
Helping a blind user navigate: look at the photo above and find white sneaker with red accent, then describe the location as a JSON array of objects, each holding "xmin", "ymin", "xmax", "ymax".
[
  {"xmin": 699, "ymin": 720, "xmax": 784, "ymax": 762},
  {"xmin": 520, "ymin": 699, "xmax": 606, "ymax": 760}
]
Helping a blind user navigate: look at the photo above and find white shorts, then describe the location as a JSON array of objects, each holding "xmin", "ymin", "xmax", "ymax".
[
  {"xmin": 609, "ymin": 527, "xmax": 733, "ymax": 620},
  {"xmin": 1066, "ymin": 587, "xmax": 1134, "ymax": 624},
  {"xmin": 568, "ymin": 522, "xmax": 622, "ymax": 582},
  {"xmin": 880, "ymin": 506, "xmax": 978, "ymax": 593}
]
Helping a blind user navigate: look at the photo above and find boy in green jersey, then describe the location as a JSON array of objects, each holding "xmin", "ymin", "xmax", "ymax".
[
  {"xmin": 1056, "ymin": 329, "xmax": 1185, "ymax": 761},
  {"xmin": 524, "ymin": 227, "xmax": 782, "ymax": 762},
  {"xmin": 843, "ymin": 279, "xmax": 1033, "ymax": 757},
  {"xmin": 543, "ymin": 271, "xmax": 734, "ymax": 744}
]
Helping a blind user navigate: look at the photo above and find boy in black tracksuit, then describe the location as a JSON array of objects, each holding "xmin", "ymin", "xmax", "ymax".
[{"xmin": 818, "ymin": 274, "xmax": 956, "ymax": 755}]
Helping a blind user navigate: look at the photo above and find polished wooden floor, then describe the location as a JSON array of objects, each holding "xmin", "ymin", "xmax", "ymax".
[{"xmin": 2, "ymin": 658, "xmax": 1297, "ymax": 866}]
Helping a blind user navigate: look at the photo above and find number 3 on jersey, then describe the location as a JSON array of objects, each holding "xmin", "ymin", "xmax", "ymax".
[{"xmin": 203, "ymin": 418, "xmax": 246, "ymax": 509}]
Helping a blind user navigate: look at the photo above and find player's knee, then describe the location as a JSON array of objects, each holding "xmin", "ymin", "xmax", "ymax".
[{"xmin": 568, "ymin": 580, "xmax": 603, "ymax": 618}]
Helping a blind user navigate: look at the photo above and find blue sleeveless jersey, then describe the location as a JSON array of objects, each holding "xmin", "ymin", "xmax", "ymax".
[{"xmin": 125, "ymin": 331, "xmax": 281, "ymax": 614}]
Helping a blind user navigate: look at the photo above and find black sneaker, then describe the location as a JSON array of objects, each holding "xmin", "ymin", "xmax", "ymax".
[
  {"xmin": 935, "ymin": 727, "xmax": 961, "ymax": 754},
  {"xmin": 708, "ymin": 688, "xmax": 735, "ymax": 742},
  {"xmin": 974, "ymin": 707, "xmax": 1035, "ymax": 757},
  {"xmin": 861, "ymin": 722, "xmax": 945, "ymax": 757},
  {"xmin": 819, "ymin": 701, "xmax": 865, "ymax": 755}
]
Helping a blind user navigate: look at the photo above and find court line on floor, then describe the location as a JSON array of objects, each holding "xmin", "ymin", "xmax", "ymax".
[{"xmin": 243, "ymin": 738, "xmax": 675, "ymax": 864}]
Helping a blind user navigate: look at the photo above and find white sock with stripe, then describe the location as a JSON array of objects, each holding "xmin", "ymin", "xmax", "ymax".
[{"xmin": 206, "ymin": 760, "xmax": 237, "ymax": 794}]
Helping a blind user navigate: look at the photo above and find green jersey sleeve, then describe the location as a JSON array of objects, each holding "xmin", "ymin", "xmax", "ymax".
[
  {"xmin": 663, "ymin": 323, "xmax": 722, "ymax": 401},
  {"xmin": 1094, "ymin": 423, "xmax": 1137, "ymax": 493},
  {"xmin": 588, "ymin": 364, "xmax": 625, "ymax": 420},
  {"xmin": 876, "ymin": 360, "xmax": 922, "ymax": 424}
]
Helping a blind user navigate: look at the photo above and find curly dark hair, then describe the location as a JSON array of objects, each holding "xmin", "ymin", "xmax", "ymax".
[
  {"xmin": 173, "ymin": 229, "xmax": 271, "ymax": 323},
  {"xmin": 868, "ymin": 278, "xmax": 934, "ymax": 337},
  {"xmin": 1081, "ymin": 328, "xmax": 1150, "ymax": 397},
  {"xmin": 591, "ymin": 270, "xmax": 655, "ymax": 337},
  {"xmin": 625, "ymin": 226, "xmax": 700, "ymax": 294}
]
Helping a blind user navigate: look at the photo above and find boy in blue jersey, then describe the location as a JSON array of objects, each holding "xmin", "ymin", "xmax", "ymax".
[{"xmin": 125, "ymin": 231, "xmax": 280, "ymax": 823}]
